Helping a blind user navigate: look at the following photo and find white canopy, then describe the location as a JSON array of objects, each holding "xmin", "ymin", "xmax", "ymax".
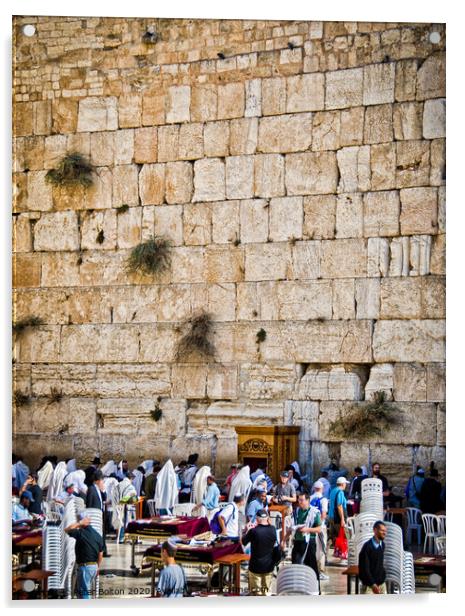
[
  {"xmin": 190, "ymin": 465, "xmax": 211, "ymax": 504},
  {"xmin": 229, "ymin": 465, "xmax": 252, "ymax": 501},
  {"xmin": 155, "ymin": 459, "xmax": 179, "ymax": 511},
  {"xmin": 48, "ymin": 461, "xmax": 68, "ymax": 500},
  {"xmin": 101, "ymin": 460, "xmax": 118, "ymax": 477},
  {"xmin": 37, "ymin": 461, "xmax": 54, "ymax": 489}
]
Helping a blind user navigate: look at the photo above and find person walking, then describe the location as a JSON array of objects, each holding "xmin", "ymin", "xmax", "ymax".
[
  {"xmin": 328, "ymin": 476, "xmax": 348, "ymax": 550},
  {"xmin": 242, "ymin": 509, "xmax": 279, "ymax": 595},
  {"xmin": 65, "ymin": 514, "xmax": 104, "ymax": 599},
  {"xmin": 310, "ymin": 480, "xmax": 329, "ymax": 580},
  {"xmin": 358, "ymin": 521, "xmax": 387, "ymax": 594},
  {"xmin": 405, "ymin": 467, "xmax": 425, "ymax": 508},
  {"xmin": 289, "ymin": 492, "xmax": 322, "ymax": 590},
  {"xmin": 156, "ymin": 541, "xmax": 187, "ymax": 597}
]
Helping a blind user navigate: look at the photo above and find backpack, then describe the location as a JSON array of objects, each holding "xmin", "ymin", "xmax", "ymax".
[
  {"xmin": 210, "ymin": 503, "xmax": 234, "ymax": 535},
  {"xmin": 310, "ymin": 495, "xmax": 323, "ymax": 513}
]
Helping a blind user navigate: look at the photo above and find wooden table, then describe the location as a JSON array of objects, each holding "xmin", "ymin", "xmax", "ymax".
[
  {"xmin": 12, "ymin": 569, "xmax": 54, "ymax": 599},
  {"xmin": 12, "ymin": 532, "xmax": 43, "ymax": 566},
  {"xmin": 414, "ymin": 555, "xmax": 446, "ymax": 591},
  {"xmin": 342, "ymin": 565, "xmax": 360, "ymax": 595},
  {"xmin": 215, "ymin": 553, "xmax": 250, "ymax": 594}
]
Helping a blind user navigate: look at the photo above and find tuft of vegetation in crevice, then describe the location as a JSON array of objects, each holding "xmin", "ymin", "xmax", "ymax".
[
  {"xmin": 47, "ymin": 387, "xmax": 63, "ymax": 405},
  {"xmin": 96, "ymin": 229, "xmax": 105, "ymax": 244},
  {"xmin": 13, "ymin": 316, "xmax": 45, "ymax": 336},
  {"xmin": 45, "ymin": 153, "xmax": 94, "ymax": 187},
  {"xmin": 176, "ymin": 312, "xmax": 215, "ymax": 361},
  {"xmin": 256, "ymin": 328, "xmax": 267, "ymax": 344},
  {"xmin": 116, "ymin": 204, "xmax": 130, "ymax": 214},
  {"xmin": 126, "ymin": 236, "xmax": 171, "ymax": 276},
  {"xmin": 150, "ymin": 396, "xmax": 163, "ymax": 422},
  {"xmin": 328, "ymin": 391, "xmax": 400, "ymax": 440},
  {"xmin": 13, "ymin": 390, "xmax": 32, "ymax": 406}
]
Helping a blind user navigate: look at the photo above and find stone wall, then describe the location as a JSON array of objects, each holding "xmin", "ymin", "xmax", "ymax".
[{"xmin": 12, "ymin": 16, "xmax": 446, "ymax": 483}]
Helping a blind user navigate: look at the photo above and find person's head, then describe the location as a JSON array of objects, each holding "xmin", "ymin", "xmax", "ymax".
[
  {"xmin": 92, "ymin": 456, "xmax": 101, "ymax": 468},
  {"xmin": 20, "ymin": 490, "xmax": 34, "ymax": 508},
  {"xmin": 430, "ymin": 469, "xmax": 439, "ymax": 478},
  {"xmin": 313, "ymin": 480, "xmax": 323, "ymax": 493},
  {"xmin": 153, "ymin": 465, "xmax": 161, "ymax": 474},
  {"xmin": 28, "ymin": 473, "xmax": 38, "ymax": 485},
  {"xmin": 93, "ymin": 470, "xmax": 104, "ymax": 490},
  {"xmin": 354, "ymin": 466, "xmax": 363, "ymax": 476},
  {"xmin": 136, "ymin": 465, "xmax": 145, "ymax": 475},
  {"xmin": 161, "ymin": 540, "xmax": 177, "ymax": 564},
  {"xmin": 280, "ymin": 470, "xmax": 289, "ymax": 485},
  {"xmin": 416, "ymin": 468, "xmax": 425, "ymax": 477},
  {"xmin": 256, "ymin": 487, "xmax": 267, "ymax": 503},
  {"xmin": 256, "ymin": 479, "xmax": 267, "ymax": 492},
  {"xmin": 207, "ymin": 475, "xmax": 216, "ymax": 485},
  {"xmin": 321, "ymin": 470, "xmax": 329, "ymax": 479},
  {"xmin": 256, "ymin": 509, "xmax": 269, "ymax": 525},
  {"xmin": 372, "ymin": 463, "xmax": 381, "ymax": 476},
  {"xmin": 64, "ymin": 481, "xmax": 75, "ymax": 494},
  {"xmin": 298, "ymin": 492, "xmax": 310, "ymax": 509},
  {"xmin": 187, "ymin": 453, "xmax": 199, "ymax": 465},
  {"xmin": 336, "ymin": 477, "xmax": 349, "ymax": 490},
  {"xmin": 373, "ymin": 521, "xmax": 387, "ymax": 541},
  {"xmin": 284, "ymin": 464, "xmax": 294, "ymax": 478},
  {"xmin": 178, "ymin": 461, "xmax": 187, "ymax": 471},
  {"xmin": 233, "ymin": 493, "xmax": 245, "ymax": 508},
  {"xmin": 121, "ymin": 460, "xmax": 129, "ymax": 471}
]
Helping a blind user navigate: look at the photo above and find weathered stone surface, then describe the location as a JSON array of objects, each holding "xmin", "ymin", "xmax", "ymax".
[
  {"xmin": 296, "ymin": 366, "xmax": 363, "ymax": 401},
  {"xmin": 363, "ymin": 190, "xmax": 400, "ymax": 237},
  {"xmin": 423, "ymin": 98, "xmax": 446, "ymax": 139},
  {"xmin": 254, "ymin": 154, "xmax": 285, "ymax": 198},
  {"xmin": 395, "ymin": 59, "xmax": 417, "ymax": 102},
  {"xmin": 393, "ymin": 363, "xmax": 427, "ymax": 402},
  {"xmin": 363, "ymin": 104, "xmax": 393, "ymax": 144},
  {"xmin": 416, "ymin": 53, "xmax": 446, "ymax": 101},
  {"xmin": 204, "ymin": 121, "xmax": 229, "ymax": 157},
  {"xmin": 340, "ymin": 107, "xmax": 364, "ymax": 146},
  {"xmin": 426, "ymin": 363, "xmax": 445, "ymax": 403},
  {"xmin": 229, "ymin": 118, "xmax": 258, "ymax": 155},
  {"xmin": 13, "ymin": 216, "xmax": 32, "ymax": 253},
  {"xmin": 206, "ymin": 246, "xmax": 243, "ymax": 283},
  {"xmin": 320, "ymin": 239, "xmax": 367, "ymax": 278},
  {"xmin": 245, "ymin": 243, "xmax": 292, "ymax": 281},
  {"xmin": 157, "ymin": 125, "xmax": 179, "ymax": 162},
  {"xmin": 142, "ymin": 92, "xmax": 165, "ymax": 126},
  {"xmin": 165, "ymin": 161, "xmax": 193, "ymax": 204},
  {"xmin": 393, "ymin": 102, "xmax": 423, "ymax": 140},
  {"xmin": 207, "ymin": 364, "xmax": 238, "ymax": 399},
  {"xmin": 396, "ymin": 140, "xmax": 430, "ymax": 188},
  {"xmin": 18, "ymin": 326, "xmax": 60, "ymax": 363},
  {"xmin": 325, "ymin": 68, "xmax": 363, "ymax": 109},
  {"xmin": 355, "ymin": 278, "xmax": 380, "ymax": 319},
  {"xmin": 284, "ymin": 401, "xmax": 319, "ymax": 441},
  {"xmin": 277, "ymin": 280, "xmax": 332, "ymax": 320},
  {"xmin": 27, "ymin": 171, "xmax": 53, "ymax": 212},
  {"xmin": 34, "ymin": 211, "xmax": 79, "ymax": 251},
  {"xmin": 112, "ymin": 164, "xmax": 139, "ymax": 206},
  {"xmin": 77, "ymin": 97, "xmax": 118, "ymax": 132},
  {"xmin": 258, "ymin": 113, "xmax": 312, "ymax": 153},
  {"xmin": 81, "ymin": 210, "xmax": 117, "ymax": 250},
  {"xmin": 335, "ymin": 193, "xmax": 363, "ymax": 238},
  {"xmin": 261, "ymin": 77, "xmax": 286, "ymax": 116},
  {"xmin": 269, "ymin": 197, "xmax": 303, "ymax": 242},
  {"xmin": 430, "ymin": 139, "xmax": 446, "ymax": 187},
  {"xmin": 139, "ymin": 164, "xmax": 165, "ymax": 205},
  {"xmin": 421, "ymin": 276, "xmax": 445, "ymax": 319},
  {"xmin": 303, "ymin": 195, "xmax": 336, "ymax": 240},
  {"xmin": 172, "ymin": 364, "xmax": 208, "ymax": 398},
  {"xmin": 115, "ymin": 129, "xmax": 134, "ymax": 165},
  {"xmin": 52, "ymin": 98, "xmax": 78, "ymax": 134},
  {"xmin": 170, "ymin": 247, "xmax": 206, "ymax": 284},
  {"xmin": 245, "ymin": 79, "xmax": 261, "ymax": 117},
  {"xmin": 240, "ymin": 199, "xmax": 268, "ymax": 244},
  {"xmin": 286, "ymin": 73, "xmax": 324, "ymax": 112},
  {"xmin": 183, "ymin": 203, "xmax": 212, "ymax": 245},
  {"xmin": 225, "ymin": 156, "xmax": 254, "ymax": 199},
  {"xmin": 332, "ymin": 279, "xmax": 355, "ymax": 319},
  {"xmin": 61, "ymin": 325, "xmax": 140, "ymax": 362},
  {"xmin": 178, "ymin": 123, "xmax": 204, "ymax": 160},
  {"xmin": 365, "ymin": 364, "xmax": 394, "ymax": 400},
  {"xmin": 134, "ymin": 127, "xmax": 157, "ymax": 163},
  {"xmin": 291, "ymin": 241, "xmax": 321, "ymax": 280},
  {"xmin": 166, "ymin": 85, "xmax": 190, "ymax": 123},
  {"xmin": 370, "ymin": 143, "xmax": 396, "ymax": 190},
  {"xmin": 380, "ymin": 278, "xmax": 422, "ymax": 319},
  {"xmin": 212, "ymin": 200, "xmax": 240, "ymax": 244},
  {"xmin": 373, "ymin": 320, "xmax": 445, "ymax": 362},
  {"xmin": 32, "ymin": 101, "xmax": 52, "ymax": 136},
  {"xmin": 286, "ymin": 152, "xmax": 338, "ymax": 195},
  {"xmin": 217, "ymin": 82, "xmax": 245, "ymax": 119},
  {"xmin": 118, "ymin": 94, "xmax": 142, "ymax": 128},
  {"xmin": 312, "ymin": 111, "xmax": 340, "ymax": 151},
  {"xmin": 153, "ymin": 205, "xmax": 182, "ymax": 245},
  {"xmin": 193, "ymin": 158, "xmax": 225, "ymax": 202},
  {"xmin": 191, "ymin": 84, "xmax": 217, "ymax": 122},
  {"xmin": 363, "ymin": 63, "xmax": 395, "ymax": 105},
  {"xmin": 400, "ymin": 187, "xmax": 437, "ymax": 235},
  {"xmin": 336, "ymin": 146, "xmax": 371, "ymax": 193}
]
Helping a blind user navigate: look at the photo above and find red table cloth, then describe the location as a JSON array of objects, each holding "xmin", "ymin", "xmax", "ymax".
[
  {"xmin": 144, "ymin": 539, "xmax": 243, "ymax": 565},
  {"xmin": 126, "ymin": 516, "xmax": 210, "ymax": 539}
]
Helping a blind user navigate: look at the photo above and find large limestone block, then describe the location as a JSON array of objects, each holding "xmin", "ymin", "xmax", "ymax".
[
  {"xmin": 431, "ymin": 139, "xmax": 446, "ymax": 187},
  {"xmin": 421, "ymin": 276, "xmax": 445, "ymax": 319},
  {"xmin": 112, "ymin": 164, "xmax": 139, "ymax": 206},
  {"xmin": 193, "ymin": 158, "xmax": 225, "ymax": 202},
  {"xmin": 170, "ymin": 247, "xmax": 205, "ymax": 283},
  {"xmin": 295, "ymin": 366, "xmax": 363, "ymax": 402},
  {"xmin": 269, "ymin": 197, "xmax": 303, "ymax": 242},
  {"xmin": 92, "ymin": 364, "xmax": 171, "ymax": 398},
  {"xmin": 157, "ymin": 125, "xmax": 179, "ymax": 162},
  {"xmin": 340, "ymin": 107, "xmax": 365, "ymax": 146},
  {"xmin": 254, "ymin": 154, "xmax": 285, "ymax": 198},
  {"xmin": 217, "ymin": 82, "xmax": 245, "ymax": 120},
  {"xmin": 67, "ymin": 399, "xmax": 98, "ymax": 435},
  {"xmin": 284, "ymin": 400, "xmax": 319, "ymax": 441},
  {"xmin": 134, "ymin": 127, "xmax": 157, "ymax": 163},
  {"xmin": 207, "ymin": 364, "xmax": 238, "ymax": 400},
  {"xmin": 400, "ymin": 187, "xmax": 437, "ymax": 235},
  {"xmin": 370, "ymin": 143, "xmax": 396, "ymax": 190},
  {"xmin": 319, "ymin": 400, "xmax": 437, "ymax": 445},
  {"xmin": 116, "ymin": 206, "xmax": 142, "ymax": 249},
  {"xmin": 336, "ymin": 146, "xmax": 371, "ymax": 193},
  {"xmin": 225, "ymin": 156, "xmax": 254, "ymax": 199},
  {"xmin": 32, "ymin": 101, "xmax": 52, "ymax": 136},
  {"xmin": 426, "ymin": 363, "xmax": 445, "ymax": 403},
  {"xmin": 34, "ymin": 211, "xmax": 79, "ymax": 251},
  {"xmin": 423, "ymin": 98, "xmax": 446, "ymax": 139},
  {"xmin": 208, "ymin": 283, "xmax": 236, "ymax": 322},
  {"xmin": 312, "ymin": 111, "xmax": 340, "ymax": 151},
  {"xmin": 303, "ymin": 195, "xmax": 336, "ymax": 240},
  {"xmin": 52, "ymin": 98, "xmax": 79, "ymax": 134},
  {"xmin": 258, "ymin": 113, "xmax": 312, "ymax": 153},
  {"xmin": 97, "ymin": 398, "xmax": 157, "ymax": 434},
  {"xmin": 365, "ymin": 364, "xmax": 394, "ymax": 401},
  {"xmin": 430, "ymin": 234, "xmax": 445, "ymax": 276},
  {"xmin": 277, "ymin": 280, "xmax": 332, "ymax": 320},
  {"xmin": 436, "ymin": 403, "xmax": 445, "ymax": 447},
  {"xmin": 78, "ymin": 251, "xmax": 128, "ymax": 288},
  {"xmin": 396, "ymin": 141, "xmax": 430, "ymax": 188},
  {"xmin": 191, "ymin": 84, "xmax": 217, "ymax": 122},
  {"xmin": 229, "ymin": 118, "xmax": 258, "ymax": 155},
  {"xmin": 206, "ymin": 400, "xmax": 284, "ymax": 430},
  {"xmin": 335, "ymin": 193, "xmax": 363, "ymax": 238},
  {"xmin": 166, "ymin": 85, "xmax": 190, "ymax": 123},
  {"xmin": 142, "ymin": 92, "xmax": 165, "ymax": 126},
  {"xmin": 286, "ymin": 74, "xmax": 324, "ymax": 112},
  {"xmin": 245, "ymin": 79, "xmax": 262, "ymax": 117},
  {"xmin": 332, "ymin": 279, "xmax": 355, "ymax": 320},
  {"xmin": 393, "ymin": 363, "xmax": 427, "ymax": 402},
  {"xmin": 261, "ymin": 77, "xmax": 287, "ymax": 116},
  {"xmin": 363, "ymin": 190, "xmax": 400, "ymax": 237},
  {"xmin": 27, "ymin": 171, "xmax": 53, "ymax": 211},
  {"xmin": 89, "ymin": 131, "xmax": 115, "ymax": 167},
  {"xmin": 14, "ymin": 253, "xmax": 42, "ymax": 288},
  {"xmin": 373, "ymin": 320, "xmax": 445, "ymax": 363},
  {"xmin": 77, "ymin": 97, "xmax": 118, "ymax": 132},
  {"xmin": 165, "ymin": 161, "xmax": 193, "ymax": 204},
  {"xmin": 355, "ymin": 278, "xmax": 380, "ymax": 319},
  {"xmin": 240, "ymin": 199, "xmax": 269, "ymax": 243},
  {"xmin": 320, "ymin": 239, "xmax": 367, "ymax": 279},
  {"xmin": 15, "ymin": 289, "xmax": 67, "ymax": 325},
  {"xmin": 363, "ymin": 104, "xmax": 393, "ymax": 144},
  {"xmin": 286, "ymin": 152, "xmax": 338, "ymax": 195},
  {"xmin": 61, "ymin": 324, "xmax": 140, "ymax": 363},
  {"xmin": 395, "ymin": 59, "xmax": 417, "ymax": 102},
  {"xmin": 363, "ymin": 63, "xmax": 395, "ymax": 105},
  {"xmin": 42, "ymin": 135, "xmax": 66, "ymax": 170},
  {"xmin": 178, "ymin": 123, "xmax": 204, "ymax": 160},
  {"xmin": 172, "ymin": 364, "xmax": 208, "ymax": 398},
  {"xmin": 115, "ymin": 130, "xmax": 135, "ymax": 165},
  {"xmin": 139, "ymin": 164, "xmax": 165, "ymax": 205},
  {"xmin": 241, "ymin": 363, "xmax": 296, "ymax": 401},
  {"xmin": 291, "ymin": 241, "xmax": 321, "ymax": 280},
  {"xmin": 325, "ymin": 68, "xmax": 363, "ymax": 109},
  {"xmin": 13, "ymin": 215, "xmax": 32, "ymax": 253},
  {"xmin": 393, "ymin": 102, "xmax": 423, "ymax": 140},
  {"xmin": 18, "ymin": 326, "xmax": 60, "ymax": 363},
  {"xmin": 380, "ymin": 278, "xmax": 422, "ymax": 319},
  {"xmin": 206, "ymin": 245, "xmax": 244, "ymax": 283},
  {"xmin": 212, "ymin": 200, "xmax": 240, "ymax": 244},
  {"xmin": 40, "ymin": 252, "xmax": 80, "ymax": 288},
  {"xmin": 245, "ymin": 243, "xmax": 292, "ymax": 281},
  {"xmin": 155, "ymin": 285, "xmax": 191, "ymax": 322},
  {"xmin": 416, "ymin": 52, "xmax": 446, "ymax": 101},
  {"xmin": 204, "ymin": 121, "xmax": 230, "ymax": 157},
  {"xmin": 118, "ymin": 94, "xmax": 141, "ymax": 128},
  {"xmin": 367, "ymin": 237, "xmax": 390, "ymax": 277},
  {"xmin": 13, "ymin": 102, "xmax": 33, "ymax": 137},
  {"xmin": 183, "ymin": 203, "xmax": 212, "ymax": 245},
  {"xmin": 81, "ymin": 209, "xmax": 117, "ymax": 250}
]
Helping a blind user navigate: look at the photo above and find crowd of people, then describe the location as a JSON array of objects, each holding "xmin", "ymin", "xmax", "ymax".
[{"xmin": 12, "ymin": 452, "xmax": 446, "ymax": 598}]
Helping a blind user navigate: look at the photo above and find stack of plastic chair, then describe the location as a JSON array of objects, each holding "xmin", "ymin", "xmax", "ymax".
[
  {"xmin": 42, "ymin": 519, "xmax": 63, "ymax": 593},
  {"xmin": 173, "ymin": 503, "xmax": 197, "ymax": 517},
  {"xmin": 352, "ymin": 513, "xmax": 379, "ymax": 563},
  {"xmin": 62, "ymin": 500, "xmax": 77, "ymax": 598},
  {"xmin": 406, "ymin": 507, "xmax": 422, "ymax": 547},
  {"xmin": 437, "ymin": 514, "xmax": 446, "ymax": 538},
  {"xmin": 146, "ymin": 499, "xmax": 156, "ymax": 517},
  {"xmin": 360, "ymin": 478, "xmax": 384, "ymax": 519},
  {"xmin": 401, "ymin": 551, "xmax": 415, "ymax": 594},
  {"xmin": 276, "ymin": 564, "xmax": 319, "ymax": 595},
  {"xmin": 383, "ymin": 520, "xmax": 404, "ymax": 593},
  {"xmin": 345, "ymin": 517, "xmax": 357, "ymax": 566},
  {"xmin": 435, "ymin": 536, "xmax": 446, "ymax": 556},
  {"xmin": 422, "ymin": 513, "xmax": 440, "ymax": 554}
]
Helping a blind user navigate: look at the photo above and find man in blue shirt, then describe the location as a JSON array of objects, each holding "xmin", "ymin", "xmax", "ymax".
[
  {"xmin": 246, "ymin": 488, "xmax": 268, "ymax": 523},
  {"xmin": 201, "ymin": 475, "xmax": 220, "ymax": 513},
  {"xmin": 12, "ymin": 490, "xmax": 34, "ymax": 525},
  {"xmin": 328, "ymin": 476, "xmax": 348, "ymax": 553},
  {"xmin": 157, "ymin": 541, "xmax": 187, "ymax": 597}
]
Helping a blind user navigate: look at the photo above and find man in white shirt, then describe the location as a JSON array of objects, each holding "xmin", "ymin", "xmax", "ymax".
[
  {"xmin": 218, "ymin": 494, "xmax": 245, "ymax": 540},
  {"xmin": 12, "ymin": 491, "xmax": 34, "ymax": 524},
  {"xmin": 310, "ymin": 481, "xmax": 329, "ymax": 580}
]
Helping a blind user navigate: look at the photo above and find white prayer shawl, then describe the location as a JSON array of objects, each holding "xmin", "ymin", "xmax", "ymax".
[
  {"xmin": 66, "ymin": 470, "xmax": 88, "ymax": 496},
  {"xmin": 13, "ymin": 461, "xmax": 30, "ymax": 489},
  {"xmin": 291, "ymin": 461, "xmax": 301, "ymax": 475},
  {"xmin": 229, "ymin": 465, "xmax": 252, "ymax": 501},
  {"xmin": 182, "ymin": 465, "xmax": 198, "ymax": 489},
  {"xmin": 47, "ymin": 461, "xmax": 68, "ymax": 501},
  {"xmin": 132, "ymin": 469, "xmax": 144, "ymax": 497},
  {"xmin": 191, "ymin": 466, "xmax": 211, "ymax": 504},
  {"xmin": 66, "ymin": 459, "xmax": 77, "ymax": 472},
  {"xmin": 155, "ymin": 459, "xmax": 179, "ymax": 511},
  {"xmin": 252, "ymin": 473, "xmax": 266, "ymax": 489},
  {"xmin": 37, "ymin": 461, "xmax": 54, "ymax": 490},
  {"xmin": 250, "ymin": 468, "xmax": 264, "ymax": 482},
  {"xmin": 142, "ymin": 460, "xmax": 154, "ymax": 475},
  {"xmin": 101, "ymin": 460, "xmax": 118, "ymax": 477},
  {"xmin": 103, "ymin": 477, "xmax": 118, "ymax": 509}
]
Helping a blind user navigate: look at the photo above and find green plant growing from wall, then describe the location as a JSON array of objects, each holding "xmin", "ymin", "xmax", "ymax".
[
  {"xmin": 328, "ymin": 391, "xmax": 400, "ymax": 440},
  {"xmin": 116, "ymin": 204, "xmax": 129, "ymax": 214},
  {"xmin": 176, "ymin": 312, "xmax": 215, "ymax": 361},
  {"xmin": 96, "ymin": 229, "xmax": 105, "ymax": 244},
  {"xmin": 126, "ymin": 236, "xmax": 171, "ymax": 276},
  {"xmin": 45, "ymin": 153, "xmax": 94, "ymax": 187},
  {"xmin": 13, "ymin": 390, "xmax": 31, "ymax": 406},
  {"xmin": 150, "ymin": 396, "xmax": 163, "ymax": 422},
  {"xmin": 47, "ymin": 387, "xmax": 63, "ymax": 405},
  {"xmin": 256, "ymin": 328, "xmax": 267, "ymax": 344},
  {"xmin": 13, "ymin": 316, "xmax": 45, "ymax": 336}
]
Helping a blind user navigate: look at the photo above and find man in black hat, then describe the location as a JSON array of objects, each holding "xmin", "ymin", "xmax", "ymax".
[
  {"xmin": 242, "ymin": 509, "xmax": 279, "ymax": 595},
  {"xmin": 84, "ymin": 456, "xmax": 101, "ymax": 488}
]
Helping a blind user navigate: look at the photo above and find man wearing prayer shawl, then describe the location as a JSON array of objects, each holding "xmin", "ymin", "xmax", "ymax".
[{"xmin": 155, "ymin": 460, "xmax": 179, "ymax": 514}]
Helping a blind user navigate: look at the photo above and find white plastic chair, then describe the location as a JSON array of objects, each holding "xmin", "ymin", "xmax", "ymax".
[
  {"xmin": 435, "ymin": 536, "xmax": 446, "ymax": 556},
  {"xmin": 146, "ymin": 499, "xmax": 157, "ymax": 517},
  {"xmin": 422, "ymin": 513, "xmax": 440, "ymax": 554},
  {"xmin": 406, "ymin": 507, "xmax": 422, "ymax": 546},
  {"xmin": 437, "ymin": 514, "xmax": 446, "ymax": 537},
  {"xmin": 276, "ymin": 564, "xmax": 319, "ymax": 596},
  {"xmin": 173, "ymin": 503, "xmax": 196, "ymax": 517},
  {"xmin": 401, "ymin": 551, "xmax": 415, "ymax": 594}
]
